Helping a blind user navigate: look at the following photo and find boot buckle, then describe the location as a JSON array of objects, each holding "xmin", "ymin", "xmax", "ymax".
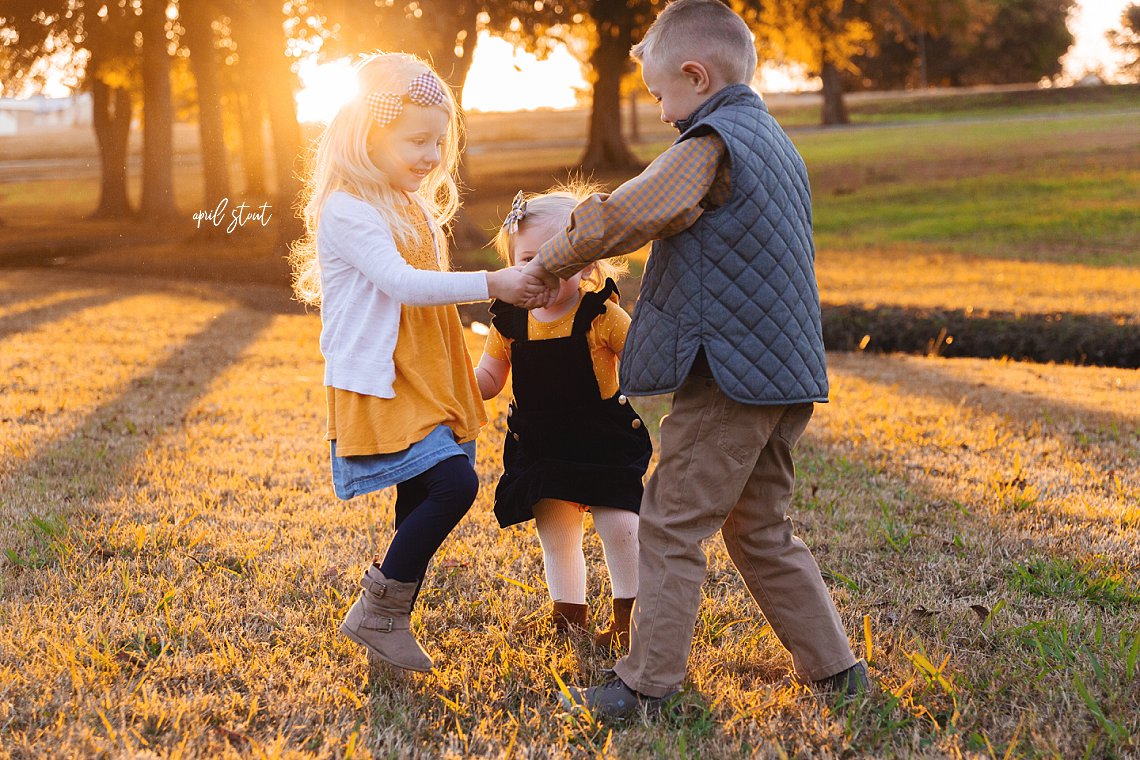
[
  {"xmin": 381, "ymin": 616, "xmax": 394, "ymax": 632},
  {"xmin": 365, "ymin": 580, "xmax": 388, "ymax": 597}
]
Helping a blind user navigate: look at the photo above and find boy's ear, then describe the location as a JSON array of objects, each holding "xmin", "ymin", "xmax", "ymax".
[{"xmin": 680, "ymin": 61, "xmax": 711, "ymax": 94}]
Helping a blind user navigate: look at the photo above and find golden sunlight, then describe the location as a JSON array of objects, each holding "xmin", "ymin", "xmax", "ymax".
[
  {"xmin": 461, "ymin": 32, "xmax": 586, "ymax": 112},
  {"xmin": 1063, "ymin": 0, "xmax": 1134, "ymax": 79},
  {"xmin": 295, "ymin": 55, "xmax": 359, "ymax": 124},
  {"xmin": 294, "ymin": 32, "xmax": 586, "ymax": 123}
]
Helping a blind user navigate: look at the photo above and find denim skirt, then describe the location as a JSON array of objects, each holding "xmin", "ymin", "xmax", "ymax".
[{"xmin": 330, "ymin": 424, "xmax": 477, "ymax": 500}]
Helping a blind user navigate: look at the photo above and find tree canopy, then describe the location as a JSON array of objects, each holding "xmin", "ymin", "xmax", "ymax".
[{"xmin": 1109, "ymin": 3, "xmax": 1140, "ymax": 80}]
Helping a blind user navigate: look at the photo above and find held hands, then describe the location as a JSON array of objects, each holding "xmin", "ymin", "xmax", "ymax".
[
  {"xmin": 486, "ymin": 267, "xmax": 558, "ymax": 310},
  {"xmin": 521, "ymin": 258, "xmax": 561, "ymax": 293}
]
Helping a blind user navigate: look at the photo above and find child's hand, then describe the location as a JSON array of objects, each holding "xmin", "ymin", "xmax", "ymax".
[
  {"xmin": 521, "ymin": 258, "xmax": 561, "ymax": 293},
  {"xmin": 486, "ymin": 267, "xmax": 553, "ymax": 308}
]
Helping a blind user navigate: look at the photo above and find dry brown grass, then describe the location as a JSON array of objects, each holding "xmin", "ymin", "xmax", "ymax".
[
  {"xmin": 2, "ymin": 269, "xmax": 1136, "ymax": 758},
  {"xmin": 814, "ymin": 246, "xmax": 1140, "ymax": 317}
]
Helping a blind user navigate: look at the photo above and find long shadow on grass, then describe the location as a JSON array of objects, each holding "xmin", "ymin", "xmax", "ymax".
[
  {"xmin": 823, "ymin": 305, "xmax": 1140, "ymax": 370},
  {"xmin": 0, "ymin": 290, "xmax": 124, "ymax": 340},
  {"xmin": 2, "ymin": 305, "xmax": 273, "ymax": 515},
  {"xmin": 831, "ymin": 352, "xmax": 1138, "ymax": 443},
  {"xmin": 824, "ymin": 353, "xmax": 1137, "ymax": 534}
]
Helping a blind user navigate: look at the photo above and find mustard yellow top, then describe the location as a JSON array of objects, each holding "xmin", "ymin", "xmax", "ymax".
[
  {"xmin": 326, "ymin": 205, "xmax": 487, "ymax": 456},
  {"xmin": 483, "ymin": 296, "xmax": 631, "ymax": 399}
]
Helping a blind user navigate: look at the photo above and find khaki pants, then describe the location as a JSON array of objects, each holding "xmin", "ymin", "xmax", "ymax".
[{"xmin": 613, "ymin": 374, "xmax": 855, "ymax": 697}]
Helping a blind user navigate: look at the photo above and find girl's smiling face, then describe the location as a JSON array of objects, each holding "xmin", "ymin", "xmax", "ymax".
[{"xmin": 367, "ymin": 104, "xmax": 449, "ymax": 192}]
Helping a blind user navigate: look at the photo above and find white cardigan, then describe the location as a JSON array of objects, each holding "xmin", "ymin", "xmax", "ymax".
[{"xmin": 317, "ymin": 191, "xmax": 489, "ymax": 399}]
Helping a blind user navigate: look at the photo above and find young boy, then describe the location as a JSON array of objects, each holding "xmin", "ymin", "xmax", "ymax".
[{"xmin": 522, "ymin": 0, "xmax": 868, "ymax": 718}]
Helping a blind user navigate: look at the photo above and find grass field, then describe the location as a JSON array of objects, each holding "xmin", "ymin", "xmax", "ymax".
[
  {"xmin": 0, "ymin": 268, "xmax": 1136, "ymax": 757},
  {"xmin": 1, "ymin": 85, "xmax": 1138, "ymax": 757}
]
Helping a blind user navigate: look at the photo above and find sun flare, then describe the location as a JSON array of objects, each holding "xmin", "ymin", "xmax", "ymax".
[
  {"xmin": 295, "ymin": 32, "xmax": 587, "ymax": 123},
  {"xmin": 295, "ymin": 56, "xmax": 359, "ymax": 124},
  {"xmin": 460, "ymin": 32, "xmax": 586, "ymax": 112}
]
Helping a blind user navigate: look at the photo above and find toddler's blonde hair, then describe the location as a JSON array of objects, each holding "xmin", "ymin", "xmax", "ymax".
[
  {"xmin": 494, "ymin": 181, "xmax": 628, "ymax": 292},
  {"xmin": 290, "ymin": 52, "xmax": 463, "ymax": 306}
]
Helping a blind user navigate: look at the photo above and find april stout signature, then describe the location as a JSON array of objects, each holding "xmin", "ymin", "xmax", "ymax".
[{"xmin": 193, "ymin": 198, "xmax": 273, "ymax": 233}]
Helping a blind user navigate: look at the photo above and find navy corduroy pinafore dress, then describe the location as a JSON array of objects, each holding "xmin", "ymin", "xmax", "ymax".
[{"xmin": 489, "ymin": 280, "xmax": 652, "ymax": 529}]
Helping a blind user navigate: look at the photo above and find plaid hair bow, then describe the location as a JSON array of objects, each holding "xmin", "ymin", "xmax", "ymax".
[
  {"xmin": 504, "ymin": 191, "xmax": 527, "ymax": 234},
  {"xmin": 366, "ymin": 72, "xmax": 447, "ymax": 128}
]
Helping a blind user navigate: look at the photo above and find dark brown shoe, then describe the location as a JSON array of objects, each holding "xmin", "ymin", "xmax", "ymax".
[
  {"xmin": 552, "ymin": 601, "xmax": 589, "ymax": 634},
  {"xmin": 594, "ymin": 597, "xmax": 635, "ymax": 649}
]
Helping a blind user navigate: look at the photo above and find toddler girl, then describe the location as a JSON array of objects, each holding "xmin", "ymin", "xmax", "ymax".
[
  {"xmin": 475, "ymin": 185, "xmax": 652, "ymax": 649},
  {"xmin": 290, "ymin": 53, "xmax": 548, "ymax": 673}
]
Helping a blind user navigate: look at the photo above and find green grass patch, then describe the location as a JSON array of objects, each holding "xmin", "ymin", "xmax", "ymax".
[
  {"xmin": 814, "ymin": 169, "xmax": 1140, "ymax": 266},
  {"xmin": 791, "ymin": 110, "xmax": 1139, "ymax": 165},
  {"xmin": 1008, "ymin": 557, "xmax": 1140, "ymax": 608},
  {"xmin": 797, "ymin": 112, "xmax": 1140, "ymax": 266},
  {"xmin": 769, "ymin": 83, "xmax": 1140, "ymax": 127},
  {"xmin": 4, "ymin": 512, "xmax": 72, "ymax": 569}
]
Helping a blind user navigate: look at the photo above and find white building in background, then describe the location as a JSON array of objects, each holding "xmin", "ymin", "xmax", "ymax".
[{"xmin": 0, "ymin": 93, "xmax": 93, "ymax": 136}]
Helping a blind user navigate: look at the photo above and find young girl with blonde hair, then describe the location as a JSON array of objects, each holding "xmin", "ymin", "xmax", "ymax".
[
  {"xmin": 475, "ymin": 185, "xmax": 652, "ymax": 649},
  {"xmin": 290, "ymin": 52, "xmax": 549, "ymax": 673}
]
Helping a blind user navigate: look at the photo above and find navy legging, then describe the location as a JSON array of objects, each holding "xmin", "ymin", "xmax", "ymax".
[{"xmin": 379, "ymin": 455, "xmax": 479, "ymax": 584}]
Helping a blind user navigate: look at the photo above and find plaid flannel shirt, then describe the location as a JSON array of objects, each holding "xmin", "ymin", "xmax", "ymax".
[{"xmin": 535, "ymin": 134, "xmax": 730, "ymax": 278}]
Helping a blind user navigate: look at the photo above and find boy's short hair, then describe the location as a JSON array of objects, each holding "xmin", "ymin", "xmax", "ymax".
[{"xmin": 631, "ymin": 0, "xmax": 757, "ymax": 85}]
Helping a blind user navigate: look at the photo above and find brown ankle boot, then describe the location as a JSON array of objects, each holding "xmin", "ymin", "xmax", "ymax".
[
  {"xmin": 551, "ymin": 601, "xmax": 589, "ymax": 634},
  {"xmin": 339, "ymin": 565, "xmax": 433, "ymax": 672},
  {"xmin": 594, "ymin": 597, "xmax": 635, "ymax": 649}
]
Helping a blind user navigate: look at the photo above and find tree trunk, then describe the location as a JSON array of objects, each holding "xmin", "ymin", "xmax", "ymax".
[
  {"xmin": 580, "ymin": 1, "xmax": 641, "ymax": 171},
  {"xmin": 820, "ymin": 59, "xmax": 850, "ymax": 126},
  {"xmin": 235, "ymin": 84, "xmax": 268, "ymax": 197},
  {"xmin": 231, "ymin": 3, "xmax": 303, "ymax": 259},
  {"xmin": 628, "ymin": 82, "xmax": 641, "ymax": 143},
  {"xmin": 182, "ymin": 1, "xmax": 231, "ymax": 207},
  {"xmin": 139, "ymin": 0, "xmax": 178, "ymax": 219},
  {"xmin": 90, "ymin": 55, "xmax": 134, "ymax": 218},
  {"xmin": 422, "ymin": 8, "xmax": 480, "ymax": 91},
  {"xmin": 261, "ymin": 55, "xmax": 303, "ymax": 255},
  {"xmin": 417, "ymin": 8, "xmax": 484, "ymax": 252}
]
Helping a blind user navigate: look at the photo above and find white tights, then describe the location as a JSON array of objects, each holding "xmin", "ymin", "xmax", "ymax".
[{"xmin": 532, "ymin": 499, "xmax": 639, "ymax": 604}]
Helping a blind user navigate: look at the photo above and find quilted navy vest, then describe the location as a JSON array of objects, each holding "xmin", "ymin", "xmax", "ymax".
[{"xmin": 618, "ymin": 84, "xmax": 829, "ymax": 405}]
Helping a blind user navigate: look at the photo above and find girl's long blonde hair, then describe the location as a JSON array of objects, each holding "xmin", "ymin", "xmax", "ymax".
[
  {"xmin": 494, "ymin": 181, "xmax": 628, "ymax": 292},
  {"xmin": 289, "ymin": 52, "xmax": 463, "ymax": 306}
]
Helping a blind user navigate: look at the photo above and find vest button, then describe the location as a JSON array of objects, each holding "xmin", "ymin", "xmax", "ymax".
[
  {"xmin": 512, "ymin": 433, "xmax": 520, "ymax": 441},
  {"xmin": 631, "ymin": 418, "xmax": 642, "ymax": 430},
  {"xmin": 507, "ymin": 405, "xmax": 514, "ymax": 417},
  {"xmin": 618, "ymin": 395, "xmax": 627, "ymax": 405}
]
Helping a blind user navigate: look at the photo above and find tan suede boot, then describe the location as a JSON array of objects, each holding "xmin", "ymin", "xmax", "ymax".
[
  {"xmin": 552, "ymin": 601, "xmax": 589, "ymax": 635},
  {"xmin": 594, "ymin": 597, "xmax": 635, "ymax": 649},
  {"xmin": 339, "ymin": 565, "xmax": 433, "ymax": 672}
]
